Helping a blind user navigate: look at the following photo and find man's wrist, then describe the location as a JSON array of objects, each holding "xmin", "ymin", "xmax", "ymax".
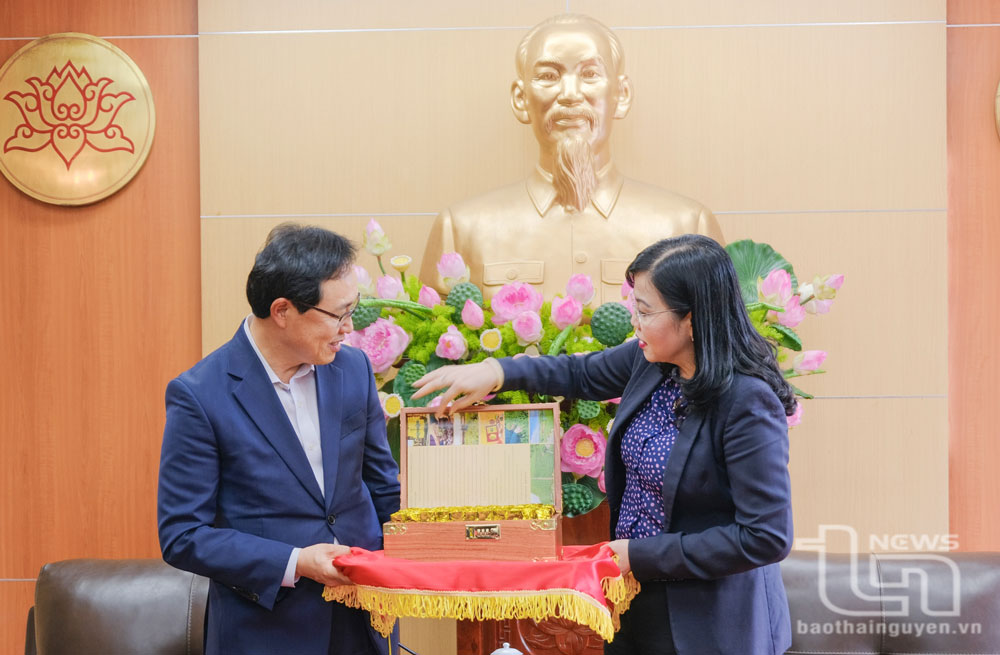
[
  {"xmin": 483, "ymin": 357, "xmax": 504, "ymax": 392},
  {"xmin": 282, "ymin": 547, "xmax": 301, "ymax": 588}
]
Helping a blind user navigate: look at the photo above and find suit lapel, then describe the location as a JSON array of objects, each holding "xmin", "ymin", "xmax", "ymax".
[
  {"xmin": 661, "ymin": 406, "xmax": 706, "ymax": 530},
  {"xmin": 609, "ymin": 361, "xmax": 665, "ymax": 446},
  {"xmin": 229, "ymin": 327, "xmax": 326, "ymax": 510},
  {"xmin": 316, "ymin": 365, "xmax": 343, "ymax": 512}
]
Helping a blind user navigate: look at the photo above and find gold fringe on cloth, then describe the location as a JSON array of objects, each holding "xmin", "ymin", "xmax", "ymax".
[{"xmin": 323, "ymin": 573, "xmax": 640, "ymax": 643}]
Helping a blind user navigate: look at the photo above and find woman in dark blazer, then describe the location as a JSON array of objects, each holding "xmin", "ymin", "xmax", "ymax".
[{"xmin": 414, "ymin": 234, "xmax": 797, "ymax": 654}]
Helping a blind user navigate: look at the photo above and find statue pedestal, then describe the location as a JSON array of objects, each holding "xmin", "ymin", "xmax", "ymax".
[{"xmin": 456, "ymin": 503, "xmax": 610, "ymax": 655}]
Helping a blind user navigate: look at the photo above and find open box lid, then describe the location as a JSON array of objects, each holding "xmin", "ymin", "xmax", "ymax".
[{"xmin": 398, "ymin": 403, "xmax": 563, "ymax": 515}]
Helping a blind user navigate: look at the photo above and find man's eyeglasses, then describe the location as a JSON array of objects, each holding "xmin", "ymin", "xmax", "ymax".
[
  {"xmin": 299, "ymin": 293, "xmax": 361, "ymax": 329},
  {"xmin": 634, "ymin": 307, "xmax": 678, "ymax": 326}
]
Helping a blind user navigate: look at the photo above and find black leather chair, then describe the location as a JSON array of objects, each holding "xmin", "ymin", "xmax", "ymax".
[
  {"xmin": 25, "ymin": 558, "xmax": 208, "ymax": 655},
  {"xmin": 24, "ymin": 552, "xmax": 1000, "ymax": 654},
  {"xmin": 783, "ymin": 550, "xmax": 1000, "ymax": 654}
]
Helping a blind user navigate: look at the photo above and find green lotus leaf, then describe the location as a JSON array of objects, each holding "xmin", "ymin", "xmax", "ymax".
[
  {"xmin": 768, "ymin": 323, "xmax": 802, "ymax": 352},
  {"xmin": 726, "ymin": 239, "xmax": 798, "ymax": 304}
]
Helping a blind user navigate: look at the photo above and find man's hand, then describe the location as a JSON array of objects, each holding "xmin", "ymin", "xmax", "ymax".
[
  {"xmin": 411, "ymin": 361, "xmax": 501, "ymax": 418},
  {"xmin": 296, "ymin": 543, "xmax": 352, "ymax": 586},
  {"xmin": 607, "ymin": 539, "xmax": 631, "ymax": 575}
]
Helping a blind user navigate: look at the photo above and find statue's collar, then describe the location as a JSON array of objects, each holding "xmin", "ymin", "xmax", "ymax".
[{"xmin": 527, "ymin": 162, "xmax": 624, "ymax": 218}]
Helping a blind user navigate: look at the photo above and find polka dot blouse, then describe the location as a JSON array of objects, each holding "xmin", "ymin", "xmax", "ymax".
[{"xmin": 615, "ymin": 376, "xmax": 688, "ymax": 540}]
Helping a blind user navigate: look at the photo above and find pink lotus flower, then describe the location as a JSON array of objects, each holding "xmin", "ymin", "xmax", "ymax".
[
  {"xmin": 786, "ymin": 402, "xmax": 803, "ymax": 428},
  {"xmin": 435, "ymin": 325, "xmax": 468, "ymax": 360},
  {"xmin": 362, "ymin": 218, "xmax": 391, "ymax": 256},
  {"xmin": 792, "ymin": 350, "xmax": 827, "ymax": 375},
  {"xmin": 815, "ymin": 273, "xmax": 845, "ymax": 299},
  {"xmin": 621, "ymin": 293, "xmax": 635, "ymax": 316},
  {"xmin": 561, "ymin": 424, "xmax": 606, "ymax": 476},
  {"xmin": 418, "ymin": 285, "xmax": 441, "ymax": 308},
  {"xmin": 461, "ymin": 299, "xmax": 485, "ymax": 329},
  {"xmin": 436, "ymin": 252, "xmax": 470, "ymax": 290},
  {"xmin": 376, "ymin": 275, "xmax": 404, "ymax": 300},
  {"xmin": 511, "ymin": 310, "xmax": 543, "ymax": 346},
  {"xmin": 354, "ymin": 265, "xmax": 375, "ymax": 296},
  {"xmin": 618, "ymin": 280, "xmax": 636, "ymax": 315},
  {"xmin": 566, "ymin": 274, "xmax": 595, "ymax": 305},
  {"xmin": 598, "ymin": 469, "xmax": 606, "ymax": 493},
  {"xmin": 798, "ymin": 274, "xmax": 844, "ymax": 314},
  {"xmin": 775, "ymin": 296, "xmax": 805, "ymax": 328},
  {"xmin": 759, "ymin": 269, "xmax": 804, "ymax": 327},
  {"xmin": 351, "ymin": 318, "xmax": 409, "ymax": 374},
  {"xmin": 801, "ymin": 297, "xmax": 834, "ymax": 315},
  {"xmin": 758, "ymin": 269, "xmax": 793, "ymax": 307},
  {"xmin": 491, "ymin": 282, "xmax": 544, "ymax": 325},
  {"xmin": 550, "ymin": 295, "xmax": 583, "ymax": 330}
]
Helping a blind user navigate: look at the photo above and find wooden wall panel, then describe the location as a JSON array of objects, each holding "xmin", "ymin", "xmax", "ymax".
[
  {"xmin": 200, "ymin": 0, "xmax": 563, "ymax": 32},
  {"xmin": 617, "ymin": 24, "xmax": 945, "ymax": 212},
  {"xmin": 948, "ymin": 0, "xmax": 1000, "ymax": 25},
  {"xmin": 718, "ymin": 211, "xmax": 946, "ymax": 398},
  {"xmin": 198, "ymin": 30, "xmax": 538, "ymax": 216},
  {"xmin": 572, "ymin": 0, "xmax": 944, "ymax": 25},
  {"xmin": 0, "ymin": 582, "xmax": 35, "ymax": 655},
  {"xmin": 399, "ymin": 617, "xmax": 458, "ymax": 655},
  {"xmin": 946, "ymin": 10, "xmax": 1000, "ymax": 549},
  {"xmin": 0, "ymin": 3, "xmax": 200, "ymax": 652},
  {"xmin": 198, "ymin": 23, "xmax": 945, "ymax": 216},
  {"xmin": 0, "ymin": 0, "xmax": 195, "ymax": 37},
  {"xmin": 202, "ymin": 214, "xmax": 435, "ymax": 353},
  {"xmin": 789, "ymin": 398, "xmax": 948, "ymax": 552}
]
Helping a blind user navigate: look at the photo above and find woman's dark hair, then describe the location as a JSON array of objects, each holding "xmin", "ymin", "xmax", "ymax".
[
  {"xmin": 626, "ymin": 234, "xmax": 797, "ymax": 415},
  {"xmin": 246, "ymin": 223, "xmax": 357, "ymax": 318}
]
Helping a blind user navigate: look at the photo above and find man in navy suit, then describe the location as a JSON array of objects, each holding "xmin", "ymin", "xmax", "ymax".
[{"xmin": 158, "ymin": 224, "xmax": 400, "ymax": 654}]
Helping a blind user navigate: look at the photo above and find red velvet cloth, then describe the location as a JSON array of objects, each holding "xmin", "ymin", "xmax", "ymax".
[{"xmin": 334, "ymin": 542, "xmax": 620, "ymax": 608}]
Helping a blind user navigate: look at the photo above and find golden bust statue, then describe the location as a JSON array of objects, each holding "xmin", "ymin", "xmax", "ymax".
[{"xmin": 420, "ymin": 14, "xmax": 724, "ymax": 304}]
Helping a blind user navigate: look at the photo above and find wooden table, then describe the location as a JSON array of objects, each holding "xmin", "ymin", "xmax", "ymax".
[{"xmin": 456, "ymin": 503, "xmax": 610, "ymax": 655}]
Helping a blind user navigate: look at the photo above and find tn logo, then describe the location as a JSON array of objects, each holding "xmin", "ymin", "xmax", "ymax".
[{"xmin": 795, "ymin": 525, "xmax": 961, "ymax": 617}]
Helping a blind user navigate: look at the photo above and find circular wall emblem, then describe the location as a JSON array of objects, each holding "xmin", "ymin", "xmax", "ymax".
[
  {"xmin": 0, "ymin": 33, "xmax": 155, "ymax": 205},
  {"xmin": 995, "ymin": 78, "xmax": 1000, "ymax": 142}
]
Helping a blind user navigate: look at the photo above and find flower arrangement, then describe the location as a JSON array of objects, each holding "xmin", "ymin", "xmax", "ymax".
[
  {"xmin": 349, "ymin": 220, "xmax": 843, "ymax": 516},
  {"xmin": 724, "ymin": 239, "xmax": 846, "ymax": 428}
]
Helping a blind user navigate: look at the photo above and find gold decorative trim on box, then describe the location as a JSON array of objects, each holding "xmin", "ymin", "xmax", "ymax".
[
  {"xmin": 390, "ymin": 504, "xmax": 555, "ymax": 523},
  {"xmin": 530, "ymin": 519, "xmax": 558, "ymax": 531}
]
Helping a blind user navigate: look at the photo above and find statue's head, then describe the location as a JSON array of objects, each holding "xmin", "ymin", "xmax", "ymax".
[{"xmin": 511, "ymin": 15, "xmax": 633, "ymax": 211}]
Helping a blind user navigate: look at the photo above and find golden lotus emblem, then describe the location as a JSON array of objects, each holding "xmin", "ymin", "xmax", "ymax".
[{"xmin": 0, "ymin": 33, "xmax": 155, "ymax": 205}]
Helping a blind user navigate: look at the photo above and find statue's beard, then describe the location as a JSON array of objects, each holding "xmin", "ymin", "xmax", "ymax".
[
  {"xmin": 552, "ymin": 134, "xmax": 597, "ymax": 213},
  {"xmin": 545, "ymin": 108, "xmax": 599, "ymax": 213}
]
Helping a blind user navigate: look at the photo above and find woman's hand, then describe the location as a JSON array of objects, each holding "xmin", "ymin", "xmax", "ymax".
[
  {"xmin": 607, "ymin": 539, "xmax": 631, "ymax": 575},
  {"xmin": 412, "ymin": 360, "xmax": 502, "ymax": 418}
]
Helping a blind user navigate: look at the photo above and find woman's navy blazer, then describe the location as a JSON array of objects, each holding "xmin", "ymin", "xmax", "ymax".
[{"xmin": 501, "ymin": 339, "xmax": 793, "ymax": 655}]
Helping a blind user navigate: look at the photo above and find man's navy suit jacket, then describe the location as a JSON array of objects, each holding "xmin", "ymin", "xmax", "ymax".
[
  {"xmin": 157, "ymin": 324, "xmax": 400, "ymax": 654},
  {"xmin": 502, "ymin": 340, "xmax": 793, "ymax": 655}
]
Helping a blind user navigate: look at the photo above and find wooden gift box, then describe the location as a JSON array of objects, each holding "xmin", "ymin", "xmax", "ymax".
[{"xmin": 384, "ymin": 403, "xmax": 563, "ymax": 561}]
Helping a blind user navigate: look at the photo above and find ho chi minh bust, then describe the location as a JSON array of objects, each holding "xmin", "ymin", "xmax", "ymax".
[{"xmin": 420, "ymin": 14, "xmax": 724, "ymax": 304}]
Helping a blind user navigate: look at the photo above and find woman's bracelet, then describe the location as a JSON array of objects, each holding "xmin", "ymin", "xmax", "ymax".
[{"xmin": 483, "ymin": 357, "xmax": 504, "ymax": 393}]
